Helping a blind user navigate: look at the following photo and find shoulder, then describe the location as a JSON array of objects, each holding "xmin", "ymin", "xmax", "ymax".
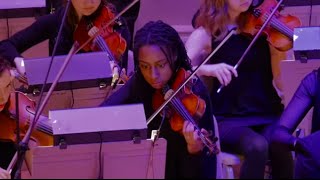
[
  {"xmin": 188, "ymin": 26, "xmax": 211, "ymax": 42},
  {"xmin": 185, "ymin": 27, "xmax": 212, "ymax": 63},
  {"xmin": 300, "ymin": 69, "xmax": 318, "ymax": 96},
  {"xmin": 30, "ymin": 8, "xmax": 63, "ymax": 28}
]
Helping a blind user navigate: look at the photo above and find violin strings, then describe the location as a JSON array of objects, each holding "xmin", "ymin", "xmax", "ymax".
[
  {"xmin": 25, "ymin": 106, "xmax": 53, "ymax": 134},
  {"xmin": 170, "ymin": 97, "xmax": 212, "ymax": 149},
  {"xmin": 96, "ymin": 35, "xmax": 117, "ymax": 62},
  {"xmin": 262, "ymin": 13, "xmax": 291, "ymax": 36},
  {"xmin": 263, "ymin": 14, "xmax": 293, "ymax": 38},
  {"xmin": 268, "ymin": 17, "xmax": 292, "ymax": 37},
  {"xmin": 26, "ymin": 120, "xmax": 53, "ymax": 135},
  {"xmin": 270, "ymin": 18, "xmax": 292, "ymax": 37}
]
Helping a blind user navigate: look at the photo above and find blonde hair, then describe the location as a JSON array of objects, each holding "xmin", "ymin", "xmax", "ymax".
[{"xmin": 195, "ymin": 0, "xmax": 249, "ymax": 41}]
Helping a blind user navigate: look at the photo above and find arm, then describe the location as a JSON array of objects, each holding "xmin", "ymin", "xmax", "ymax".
[
  {"xmin": 185, "ymin": 26, "xmax": 211, "ymax": 66},
  {"xmin": 272, "ymin": 71, "xmax": 317, "ymax": 150},
  {"xmin": 269, "ymin": 44, "xmax": 288, "ymax": 102},
  {"xmin": 182, "ymin": 78, "xmax": 215, "ymax": 154},
  {"xmin": 100, "ymin": 73, "xmax": 141, "ymax": 106},
  {"xmin": 100, "ymin": 79, "xmax": 133, "ymax": 106},
  {"xmin": 185, "ymin": 27, "xmax": 238, "ymax": 86},
  {"xmin": 181, "ymin": 79, "xmax": 216, "ymax": 178},
  {"xmin": 0, "ymin": 12, "xmax": 59, "ymax": 65}
]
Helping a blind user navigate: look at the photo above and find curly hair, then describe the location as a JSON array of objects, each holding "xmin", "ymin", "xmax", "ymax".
[{"xmin": 133, "ymin": 20, "xmax": 192, "ymax": 73}]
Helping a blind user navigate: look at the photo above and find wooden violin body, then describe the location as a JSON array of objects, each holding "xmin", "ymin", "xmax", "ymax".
[
  {"xmin": 0, "ymin": 91, "xmax": 53, "ymax": 146},
  {"xmin": 243, "ymin": 0, "xmax": 301, "ymax": 51},
  {"xmin": 152, "ymin": 68, "xmax": 206, "ymax": 132},
  {"xmin": 73, "ymin": 5, "xmax": 127, "ymax": 61},
  {"xmin": 152, "ymin": 68, "xmax": 218, "ymax": 154}
]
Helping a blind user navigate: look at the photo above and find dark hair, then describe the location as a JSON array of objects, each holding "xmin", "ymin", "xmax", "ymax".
[
  {"xmin": 133, "ymin": 20, "xmax": 192, "ymax": 73},
  {"xmin": 0, "ymin": 57, "xmax": 11, "ymax": 74}
]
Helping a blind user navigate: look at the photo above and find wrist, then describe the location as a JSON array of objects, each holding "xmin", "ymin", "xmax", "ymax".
[{"xmin": 192, "ymin": 65, "xmax": 204, "ymax": 77}]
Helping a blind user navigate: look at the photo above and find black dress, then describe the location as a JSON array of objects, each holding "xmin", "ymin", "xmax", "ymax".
[{"xmin": 100, "ymin": 71, "xmax": 217, "ymax": 178}]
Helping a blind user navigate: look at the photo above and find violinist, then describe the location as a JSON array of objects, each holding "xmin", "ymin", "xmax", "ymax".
[
  {"xmin": 0, "ymin": 58, "xmax": 16, "ymax": 179},
  {"xmin": 100, "ymin": 20, "xmax": 216, "ymax": 178},
  {"xmin": 185, "ymin": 0, "xmax": 294, "ymax": 178},
  {"xmin": 0, "ymin": 0, "xmax": 130, "ymax": 77}
]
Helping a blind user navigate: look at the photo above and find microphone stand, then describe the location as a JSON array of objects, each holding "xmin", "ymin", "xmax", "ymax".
[
  {"xmin": 217, "ymin": 0, "xmax": 285, "ymax": 93},
  {"xmin": 7, "ymin": 44, "xmax": 78, "ymax": 178},
  {"xmin": 7, "ymin": 0, "xmax": 141, "ymax": 177},
  {"xmin": 146, "ymin": 29, "xmax": 236, "ymax": 125},
  {"xmin": 13, "ymin": 92, "xmax": 20, "ymax": 179},
  {"xmin": 7, "ymin": 1, "xmax": 72, "ymax": 178}
]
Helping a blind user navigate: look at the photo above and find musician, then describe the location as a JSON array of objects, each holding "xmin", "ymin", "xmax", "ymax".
[
  {"xmin": 185, "ymin": 0, "xmax": 293, "ymax": 178},
  {"xmin": 0, "ymin": 0, "xmax": 130, "ymax": 75},
  {"xmin": 101, "ymin": 20, "xmax": 217, "ymax": 178},
  {"xmin": 0, "ymin": 58, "xmax": 16, "ymax": 179},
  {"xmin": 0, "ymin": 56, "xmax": 54, "ymax": 179},
  {"xmin": 271, "ymin": 68, "xmax": 320, "ymax": 178}
]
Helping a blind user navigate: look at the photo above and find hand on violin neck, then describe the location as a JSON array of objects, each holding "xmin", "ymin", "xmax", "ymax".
[
  {"xmin": 183, "ymin": 121, "xmax": 206, "ymax": 154},
  {"xmin": 88, "ymin": 26, "xmax": 99, "ymax": 39},
  {"xmin": 119, "ymin": 68, "xmax": 130, "ymax": 83},
  {"xmin": 196, "ymin": 63, "xmax": 238, "ymax": 86},
  {"xmin": 109, "ymin": 61, "xmax": 120, "ymax": 87}
]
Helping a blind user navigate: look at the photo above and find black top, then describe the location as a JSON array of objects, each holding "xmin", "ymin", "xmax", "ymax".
[
  {"xmin": 0, "ymin": 6, "xmax": 130, "ymax": 69},
  {"xmin": 209, "ymin": 34, "xmax": 283, "ymax": 118},
  {"xmin": 100, "ymin": 71, "xmax": 216, "ymax": 178}
]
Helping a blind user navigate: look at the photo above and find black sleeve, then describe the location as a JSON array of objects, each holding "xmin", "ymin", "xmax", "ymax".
[
  {"xmin": 271, "ymin": 70, "xmax": 317, "ymax": 149},
  {"xmin": 100, "ymin": 76, "xmax": 135, "ymax": 106},
  {"xmin": 0, "ymin": 12, "xmax": 59, "ymax": 65},
  {"xmin": 100, "ymin": 73, "xmax": 139, "ymax": 106}
]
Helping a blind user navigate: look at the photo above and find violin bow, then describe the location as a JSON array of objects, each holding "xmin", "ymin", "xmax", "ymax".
[
  {"xmin": 217, "ymin": 0, "xmax": 285, "ymax": 93},
  {"xmin": 147, "ymin": 29, "xmax": 236, "ymax": 125}
]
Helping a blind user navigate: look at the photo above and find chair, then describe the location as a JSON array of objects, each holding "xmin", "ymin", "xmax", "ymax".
[
  {"xmin": 213, "ymin": 115, "xmax": 242, "ymax": 179},
  {"xmin": 213, "ymin": 115, "xmax": 278, "ymax": 179}
]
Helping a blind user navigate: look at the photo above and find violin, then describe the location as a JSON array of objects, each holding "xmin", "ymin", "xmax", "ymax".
[
  {"xmin": 152, "ymin": 68, "xmax": 219, "ymax": 154},
  {"xmin": 73, "ymin": 5, "xmax": 127, "ymax": 87},
  {"xmin": 73, "ymin": 5, "xmax": 127, "ymax": 61},
  {"xmin": 0, "ymin": 91, "xmax": 53, "ymax": 146},
  {"xmin": 242, "ymin": 0, "xmax": 301, "ymax": 51}
]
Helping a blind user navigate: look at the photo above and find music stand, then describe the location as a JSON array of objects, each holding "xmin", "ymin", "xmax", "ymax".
[
  {"xmin": 22, "ymin": 138, "xmax": 167, "ymax": 179},
  {"xmin": 24, "ymin": 51, "xmax": 113, "ymax": 93}
]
